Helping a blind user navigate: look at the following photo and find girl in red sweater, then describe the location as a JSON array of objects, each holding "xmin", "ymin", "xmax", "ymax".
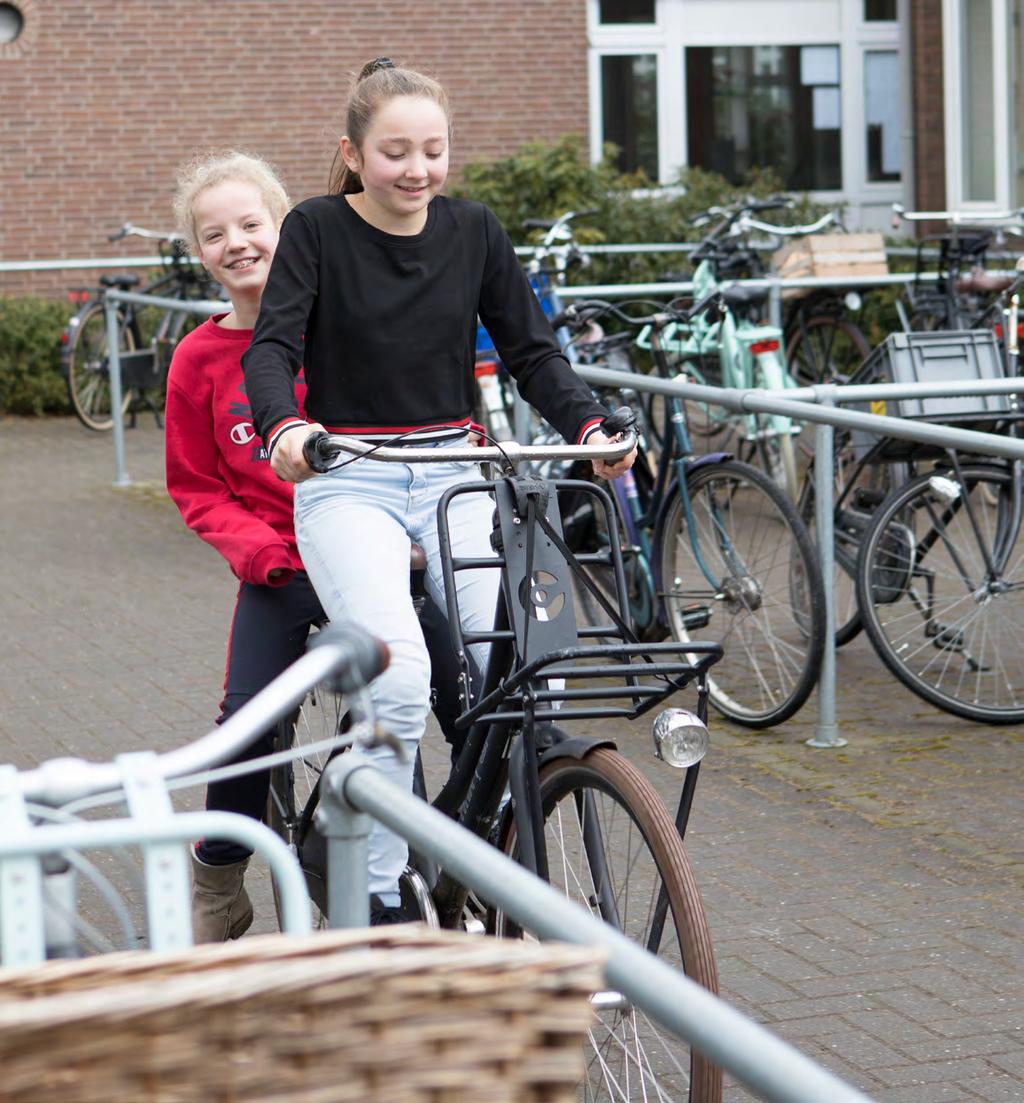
[{"xmin": 166, "ymin": 151, "xmax": 462, "ymax": 940}]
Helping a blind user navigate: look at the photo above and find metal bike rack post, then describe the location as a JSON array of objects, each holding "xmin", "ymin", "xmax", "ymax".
[
  {"xmin": 102, "ymin": 288, "xmax": 226, "ymax": 489},
  {"xmin": 807, "ymin": 387, "xmax": 845, "ymax": 748},
  {"xmin": 104, "ymin": 291, "xmax": 131, "ymax": 488},
  {"xmin": 323, "ymin": 752, "xmax": 875, "ymax": 1103}
]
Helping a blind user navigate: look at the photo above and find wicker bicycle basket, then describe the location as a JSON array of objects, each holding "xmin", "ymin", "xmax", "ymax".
[{"xmin": 0, "ymin": 927, "xmax": 603, "ymax": 1103}]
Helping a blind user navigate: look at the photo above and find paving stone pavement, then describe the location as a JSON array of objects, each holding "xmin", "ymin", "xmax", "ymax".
[{"xmin": 0, "ymin": 416, "xmax": 1020, "ymax": 1102}]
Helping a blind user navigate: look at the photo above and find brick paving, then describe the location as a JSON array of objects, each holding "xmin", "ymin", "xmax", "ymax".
[{"xmin": 0, "ymin": 415, "xmax": 1020, "ymax": 1102}]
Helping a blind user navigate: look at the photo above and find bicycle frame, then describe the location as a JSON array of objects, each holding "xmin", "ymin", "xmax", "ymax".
[{"xmin": 423, "ymin": 469, "xmax": 719, "ymax": 928}]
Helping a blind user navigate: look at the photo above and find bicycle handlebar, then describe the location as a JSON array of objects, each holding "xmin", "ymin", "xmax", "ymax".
[
  {"xmin": 737, "ymin": 211, "xmax": 837, "ymax": 238},
  {"xmin": 15, "ymin": 622, "xmax": 389, "ymax": 805},
  {"xmin": 891, "ymin": 202, "xmax": 1024, "ymax": 227},
  {"xmin": 302, "ymin": 420, "xmax": 638, "ymax": 474},
  {"xmin": 107, "ymin": 222, "xmax": 186, "ymax": 244},
  {"xmin": 552, "ymin": 292, "xmax": 720, "ymax": 334}
]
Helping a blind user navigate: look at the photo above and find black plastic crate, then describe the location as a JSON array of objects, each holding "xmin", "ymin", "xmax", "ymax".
[{"xmin": 849, "ymin": 329, "xmax": 1015, "ymax": 460}]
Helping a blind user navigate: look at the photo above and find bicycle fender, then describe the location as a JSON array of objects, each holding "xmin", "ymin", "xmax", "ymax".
[
  {"xmin": 539, "ymin": 736, "xmax": 618, "ymax": 766},
  {"xmin": 684, "ymin": 451, "xmax": 733, "ymax": 475},
  {"xmin": 650, "ymin": 455, "xmax": 733, "ymax": 594}
]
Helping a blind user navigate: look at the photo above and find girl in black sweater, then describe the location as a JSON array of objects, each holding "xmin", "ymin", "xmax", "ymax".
[{"xmin": 243, "ymin": 57, "xmax": 634, "ymax": 917}]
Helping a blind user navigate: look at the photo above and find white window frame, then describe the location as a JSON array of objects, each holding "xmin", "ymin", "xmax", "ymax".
[
  {"xmin": 942, "ymin": 0, "xmax": 1012, "ymax": 211},
  {"xmin": 587, "ymin": 0, "xmax": 904, "ymax": 226}
]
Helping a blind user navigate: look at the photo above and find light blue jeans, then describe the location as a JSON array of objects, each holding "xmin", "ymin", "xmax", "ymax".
[{"xmin": 293, "ymin": 442, "xmax": 498, "ymax": 903}]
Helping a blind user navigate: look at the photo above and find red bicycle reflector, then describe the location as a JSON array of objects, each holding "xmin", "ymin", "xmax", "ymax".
[
  {"xmin": 475, "ymin": 359, "xmax": 499, "ymax": 378},
  {"xmin": 750, "ymin": 339, "xmax": 780, "ymax": 354}
]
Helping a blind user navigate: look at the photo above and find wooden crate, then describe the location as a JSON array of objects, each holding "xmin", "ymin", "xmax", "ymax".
[{"xmin": 772, "ymin": 232, "xmax": 888, "ymax": 298}]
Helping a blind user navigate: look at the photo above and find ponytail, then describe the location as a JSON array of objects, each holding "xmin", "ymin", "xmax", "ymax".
[{"xmin": 329, "ymin": 57, "xmax": 451, "ymax": 195}]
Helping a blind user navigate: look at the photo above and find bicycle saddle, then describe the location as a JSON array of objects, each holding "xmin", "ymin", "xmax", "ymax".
[
  {"xmin": 99, "ymin": 273, "xmax": 141, "ymax": 290},
  {"xmin": 721, "ymin": 284, "xmax": 769, "ymax": 310},
  {"xmin": 956, "ymin": 266, "xmax": 1014, "ymax": 295}
]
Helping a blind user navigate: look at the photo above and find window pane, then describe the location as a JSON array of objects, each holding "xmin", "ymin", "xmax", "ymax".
[
  {"xmin": 686, "ymin": 46, "xmax": 841, "ymax": 190},
  {"xmin": 865, "ymin": 50, "xmax": 902, "ymax": 181},
  {"xmin": 962, "ymin": 0, "xmax": 995, "ymax": 201},
  {"xmin": 864, "ymin": 0, "xmax": 897, "ymax": 20},
  {"xmin": 1015, "ymin": 0, "xmax": 1024, "ymax": 204},
  {"xmin": 602, "ymin": 54, "xmax": 659, "ymax": 179},
  {"xmin": 599, "ymin": 0, "xmax": 655, "ymax": 23}
]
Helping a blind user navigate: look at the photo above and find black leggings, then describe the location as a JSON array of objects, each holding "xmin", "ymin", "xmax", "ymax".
[{"xmin": 198, "ymin": 571, "xmax": 468, "ymax": 865}]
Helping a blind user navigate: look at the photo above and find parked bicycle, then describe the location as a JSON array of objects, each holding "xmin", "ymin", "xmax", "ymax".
[
  {"xmin": 657, "ymin": 199, "xmax": 836, "ymax": 497},
  {"xmin": 267, "ymin": 422, "xmax": 727, "ymax": 1102},
  {"xmin": 60, "ymin": 223, "xmax": 222, "ymax": 431},
  {"xmin": 473, "ymin": 209, "xmax": 638, "ymax": 444},
  {"xmin": 549, "ymin": 297, "xmax": 827, "ymax": 728},
  {"xmin": 891, "ymin": 203, "xmax": 1024, "ymax": 333}
]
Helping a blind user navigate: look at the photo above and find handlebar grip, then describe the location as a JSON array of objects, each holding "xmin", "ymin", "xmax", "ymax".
[
  {"xmin": 302, "ymin": 430, "xmax": 334, "ymax": 474},
  {"xmin": 601, "ymin": 406, "xmax": 637, "ymax": 437},
  {"xmin": 308, "ymin": 621, "xmax": 390, "ymax": 693},
  {"xmin": 549, "ymin": 306, "xmax": 575, "ymax": 330}
]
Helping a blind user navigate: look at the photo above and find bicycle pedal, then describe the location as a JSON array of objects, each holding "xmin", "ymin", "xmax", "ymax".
[{"xmin": 680, "ymin": 604, "xmax": 712, "ymax": 631}]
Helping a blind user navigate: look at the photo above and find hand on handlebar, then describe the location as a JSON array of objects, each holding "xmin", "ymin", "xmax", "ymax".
[
  {"xmin": 589, "ymin": 428, "xmax": 637, "ymax": 481},
  {"xmin": 270, "ymin": 422, "xmax": 325, "ymax": 483}
]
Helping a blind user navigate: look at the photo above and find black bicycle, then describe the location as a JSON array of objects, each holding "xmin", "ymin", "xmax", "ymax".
[
  {"xmin": 266, "ymin": 419, "xmax": 726, "ymax": 1103},
  {"xmin": 60, "ymin": 223, "xmax": 221, "ymax": 431}
]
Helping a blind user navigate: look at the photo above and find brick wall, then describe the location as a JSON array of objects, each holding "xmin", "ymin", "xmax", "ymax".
[
  {"xmin": 910, "ymin": 0, "xmax": 946, "ymax": 221},
  {"xmin": 0, "ymin": 0, "xmax": 588, "ymax": 295}
]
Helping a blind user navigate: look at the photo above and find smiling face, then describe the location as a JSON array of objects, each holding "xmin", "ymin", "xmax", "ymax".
[
  {"xmin": 340, "ymin": 94, "xmax": 450, "ymax": 233},
  {"xmin": 194, "ymin": 179, "xmax": 280, "ymax": 303}
]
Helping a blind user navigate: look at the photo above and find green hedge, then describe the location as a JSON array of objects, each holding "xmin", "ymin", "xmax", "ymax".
[
  {"xmin": 0, "ymin": 296, "xmax": 72, "ymax": 416},
  {"xmin": 450, "ymin": 135, "xmax": 829, "ymax": 286}
]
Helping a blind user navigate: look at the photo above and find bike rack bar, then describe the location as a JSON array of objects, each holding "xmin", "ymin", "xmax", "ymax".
[
  {"xmin": 102, "ymin": 289, "xmax": 226, "ymax": 488},
  {"xmin": 324, "ymin": 752, "xmax": 875, "ymax": 1103},
  {"xmin": 575, "ymin": 363, "xmax": 1024, "ymax": 746},
  {"xmin": 0, "ymin": 811, "xmax": 312, "ymax": 965}
]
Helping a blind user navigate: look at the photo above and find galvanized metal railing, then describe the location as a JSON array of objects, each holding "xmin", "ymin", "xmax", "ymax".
[
  {"xmin": 574, "ymin": 363, "xmax": 1024, "ymax": 747},
  {"xmin": 0, "ymin": 628, "xmax": 874, "ymax": 1103}
]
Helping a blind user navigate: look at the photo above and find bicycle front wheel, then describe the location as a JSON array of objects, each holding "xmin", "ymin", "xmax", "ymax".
[
  {"xmin": 64, "ymin": 301, "xmax": 134, "ymax": 431},
  {"xmin": 661, "ymin": 460, "xmax": 826, "ymax": 727},
  {"xmin": 266, "ymin": 679, "xmax": 348, "ymax": 928},
  {"xmin": 494, "ymin": 749, "xmax": 721, "ymax": 1103},
  {"xmin": 785, "ymin": 314, "xmax": 870, "ymax": 385},
  {"xmin": 855, "ymin": 464, "xmax": 1024, "ymax": 723}
]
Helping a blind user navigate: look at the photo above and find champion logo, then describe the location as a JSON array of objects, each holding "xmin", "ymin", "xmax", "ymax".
[{"xmin": 230, "ymin": 422, "xmax": 257, "ymax": 446}]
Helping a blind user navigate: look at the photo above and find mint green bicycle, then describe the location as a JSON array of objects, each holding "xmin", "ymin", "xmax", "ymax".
[{"xmin": 654, "ymin": 200, "xmax": 832, "ymax": 499}]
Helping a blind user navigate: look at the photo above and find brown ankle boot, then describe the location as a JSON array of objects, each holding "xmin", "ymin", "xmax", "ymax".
[{"xmin": 190, "ymin": 853, "xmax": 253, "ymax": 943}]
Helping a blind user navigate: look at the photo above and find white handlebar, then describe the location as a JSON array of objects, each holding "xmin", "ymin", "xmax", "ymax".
[
  {"xmin": 315, "ymin": 432, "xmax": 637, "ymax": 467},
  {"xmin": 737, "ymin": 211, "xmax": 837, "ymax": 238},
  {"xmin": 891, "ymin": 202, "xmax": 1024, "ymax": 226}
]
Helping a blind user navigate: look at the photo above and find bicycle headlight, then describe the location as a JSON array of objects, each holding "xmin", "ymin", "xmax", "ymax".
[
  {"xmin": 652, "ymin": 709, "xmax": 709, "ymax": 768},
  {"xmin": 844, "ymin": 291, "xmax": 862, "ymax": 312}
]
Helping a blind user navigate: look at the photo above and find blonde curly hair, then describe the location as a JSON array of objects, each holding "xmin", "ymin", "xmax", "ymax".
[{"xmin": 172, "ymin": 150, "xmax": 290, "ymax": 249}]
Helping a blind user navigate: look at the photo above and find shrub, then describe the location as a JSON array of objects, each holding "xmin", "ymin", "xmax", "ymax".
[
  {"xmin": 0, "ymin": 296, "xmax": 73, "ymax": 415},
  {"xmin": 451, "ymin": 135, "xmax": 830, "ymax": 285}
]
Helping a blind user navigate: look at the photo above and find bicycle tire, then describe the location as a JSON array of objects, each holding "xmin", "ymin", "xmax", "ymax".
[
  {"xmin": 785, "ymin": 313, "xmax": 870, "ymax": 385},
  {"xmin": 855, "ymin": 463, "xmax": 1024, "ymax": 724},
  {"xmin": 796, "ymin": 437, "xmax": 904, "ymax": 648},
  {"xmin": 265, "ymin": 680, "xmax": 348, "ymax": 928},
  {"xmin": 755, "ymin": 419, "xmax": 799, "ymax": 501},
  {"xmin": 64, "ymin": 301, "xmax": 134, "ymax": 432},
  {"xmin": 493, "ymin": 748, "xmax": 721, "ymax": 1103},
  {"xmin": 660, "ymin": 459, "xmax": 826, "ymax": 727}
]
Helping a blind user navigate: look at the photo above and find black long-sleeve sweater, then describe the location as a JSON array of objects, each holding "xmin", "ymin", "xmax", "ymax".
[{"xmin": 241, "ymin": 194, "xmax": 606, "ymax": 455}]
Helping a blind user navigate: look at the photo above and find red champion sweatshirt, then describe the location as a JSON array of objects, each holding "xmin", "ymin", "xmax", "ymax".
[{"xmin": 165, "ymin": 315, "xmax": 307, "ymax": 587}]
